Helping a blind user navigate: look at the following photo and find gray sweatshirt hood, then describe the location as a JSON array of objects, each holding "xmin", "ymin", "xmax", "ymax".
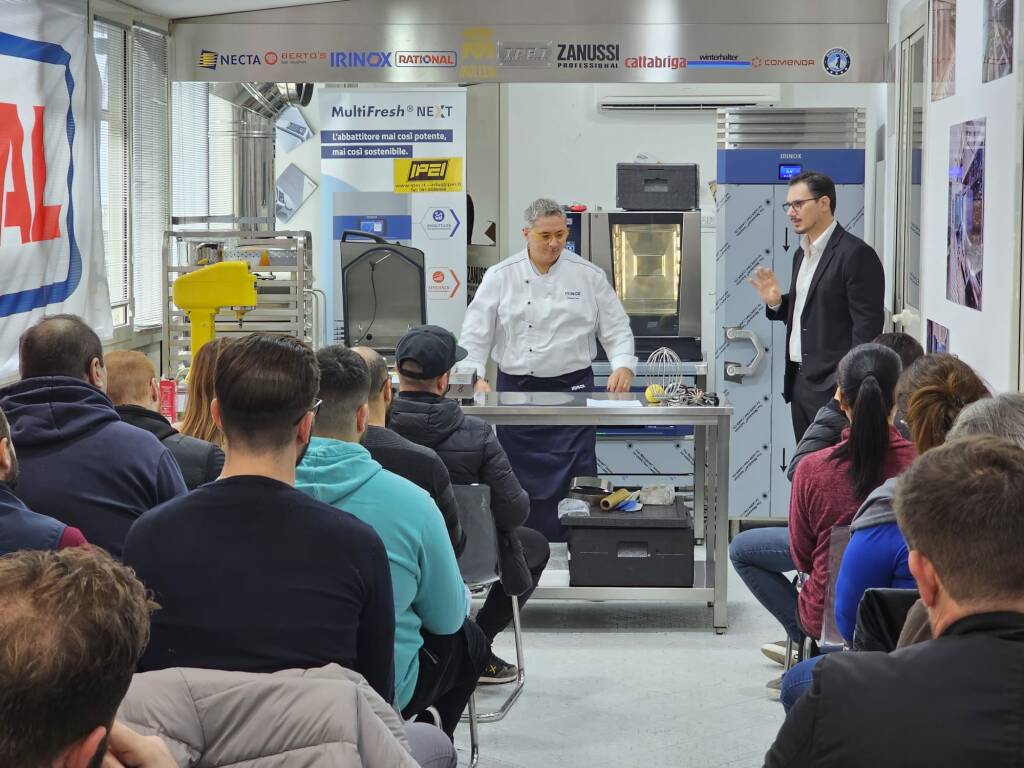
[{"xmin": 850, "ymin": 476, "xmax": 898, "ymax": 531}]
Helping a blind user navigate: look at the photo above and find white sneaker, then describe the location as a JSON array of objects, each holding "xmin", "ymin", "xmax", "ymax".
[{"xmin": 760, "ymin": 640, "xmax": 796, "ymax": 666}]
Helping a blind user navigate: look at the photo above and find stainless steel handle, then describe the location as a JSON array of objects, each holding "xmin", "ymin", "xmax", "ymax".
[
  {"xmin": 304, "ymin": 288, "xmax": 328, "ymax": 348},
  {"xmin": 723, "ymin": 326, "xmax": 766, "ymax": 381}
]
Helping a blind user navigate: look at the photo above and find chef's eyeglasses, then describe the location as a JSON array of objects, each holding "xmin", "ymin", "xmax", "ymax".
[
  {"xmin": 293, "ymin": 398, "xmax": 323, "ymax": 425},
  {"xmin": 529, "ymin": 229, "xmax": 570, "ymax": 242},
  {"xmin": 781, "ymin": 197, "xmax": 822, "ymax": 213}
]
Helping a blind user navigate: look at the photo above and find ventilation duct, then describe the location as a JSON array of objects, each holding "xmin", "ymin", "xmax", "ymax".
[{"xmin": 211, "ymin": 83, "xmax": 313, "ymax": 229}]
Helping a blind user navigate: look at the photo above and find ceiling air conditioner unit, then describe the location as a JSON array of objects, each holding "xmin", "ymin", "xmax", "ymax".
[{"xmin": 596, "ymin": 84, "xmax": 781, "ymax": 112}]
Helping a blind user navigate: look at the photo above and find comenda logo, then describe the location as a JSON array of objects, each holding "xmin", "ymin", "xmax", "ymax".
[
  {"xmin": 408, "ymin": 160, "xmax": 449, "ymax": 181},
  {"xmin": 198, "ymin": 50, "xmax": 218, "ymax": 69}
]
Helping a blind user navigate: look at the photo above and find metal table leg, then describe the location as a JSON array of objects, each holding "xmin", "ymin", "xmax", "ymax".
[
  {"xmin": 692, "ymin": 425, "xmax": 706, "ymax": 544},
  {"xmin": 713, "ymin": 415, "xmax": 730, "ymax": 633}
]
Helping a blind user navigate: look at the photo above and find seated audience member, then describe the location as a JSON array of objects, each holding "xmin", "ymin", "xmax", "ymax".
[
  {"xmin": 786, "ymin": 332, "xmax": 923, "ymax": 480},
  {"xmin": 388, "ymin": 325, "xmax": 550, "ymax": 685},
  {"xmin": 731, "ymin": 344, "xmax": 915, "ymax": 692},
  {"xmin": 780, "ymin": 353, "xmax": 989, "ymax": 710},
  {"xmin": 895, "ymin": 391, "xmax": 1024, "ymax": 648},
  {"xmin": 296, "ymin": 345, "xmax": 487, "ymax": 740},
  {"xmin": 0, "ymin": 315, "xmax": 186, "ymax": 556},
  {"xmin": 123, "ymin": 334, "xmax": 396, "ymax": 703},
  {"xmin": 119, "ymin": 665, "xmax": 453, "ymax": 768},
  {"xmin": 764, "ymin": 436, "xmax": 1024, "ymax": 767},
  {"xmin": 105, "ymin": 350, "xmax": 224, "ymax": 489},
  {"xmin": 0, "ymin": 546, "xmax": 175, "ymax": 768},
  {"xmin": 0, "ymin": 406, "xmax": 87, "ymax": 555},
  {"xmin": 354, "ymin": 345, "xmax": 465, "ymax": 555},
  {"xmin": 175, "ymin": 336, "xmax": 232, "ymax": 446}
]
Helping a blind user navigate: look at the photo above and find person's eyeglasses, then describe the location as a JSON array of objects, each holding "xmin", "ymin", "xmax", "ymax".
[
  {"xmin": 781, "ymin": 197, "xmax": 822, "ymax": 213},
  {"xmin": 529, "ymin": 229, "xmax": 569, "ymax": 243},
  {"xmin": 293, "ymin": 398, "xmax": 323, "ymax": 425}
]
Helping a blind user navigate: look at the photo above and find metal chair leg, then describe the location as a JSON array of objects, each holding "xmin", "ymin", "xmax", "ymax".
[
  {"xmin": 783, "ymin": 634, "xmax": 796, "ymax": 673},
  {"xmin": 461, "ymin": 594, "xmax": 526, "ymax": 725},
  {"xmin": 467, "ymin": 693, "xmax": 479, "ymax": 767}
]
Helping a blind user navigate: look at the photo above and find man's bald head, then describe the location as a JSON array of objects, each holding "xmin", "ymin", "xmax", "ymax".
[
  {"xmin": 19, "ymin": 315, "xmax": 104, "ymax": 383},
  {"xmin": 353, "ymin": 347, "xmax": 390, "ymax": 403}
]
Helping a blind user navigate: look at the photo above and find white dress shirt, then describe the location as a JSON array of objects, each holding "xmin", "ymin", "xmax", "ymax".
[
  {"xmin": 459, "ymin": 249, "xmax": 638, "ymax": 379},
  {"xmin": 788, "ymin": 219, "xmax": 838, "ymax": 364}
]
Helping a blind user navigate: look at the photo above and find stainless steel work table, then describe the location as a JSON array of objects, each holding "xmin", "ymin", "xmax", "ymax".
[{"xmin": 464, "ymin": 392, "xmax": 733, "ymax": 633}]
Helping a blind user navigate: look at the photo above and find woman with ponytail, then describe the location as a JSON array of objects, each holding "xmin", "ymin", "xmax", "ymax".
[
  {"xmin": 789, "ymin": 343, "xmax": 915, "ymax": 642},
  {"xmin": 780, "ymin": 352, "xmax": 988, "ymax": 711}
]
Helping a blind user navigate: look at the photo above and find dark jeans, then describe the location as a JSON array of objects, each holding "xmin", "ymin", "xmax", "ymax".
[
  {"xmin": 729, "ymin": 526, "xmax": 801, "ymax": 641},
  {"xmin": 401, "ymin": 619, "xmax": 490, "ymax": 740},
  {"xmin": 474, "ymin": 525, "xmax": 550, "ymax": 642},
  {"xmin": 790, "ymin": 368, "xmax": 837, "ymax": 442}
]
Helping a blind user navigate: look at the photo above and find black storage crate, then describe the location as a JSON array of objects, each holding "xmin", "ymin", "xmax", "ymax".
[
  {"xmin": 615, "ymin": 163, "xmax": 699, "ymax": 211},
  {"xmin": 564, "ymin": 497, "xmax": 695, "ymax": 587}
]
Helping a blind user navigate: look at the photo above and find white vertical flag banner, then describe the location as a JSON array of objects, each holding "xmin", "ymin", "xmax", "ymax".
[
  {"xmin": 319, "ymin": 88, "xmax": 467, "ymax": 341},
  {"xmin": 0, "ymin": 0, "xmax": 112, "ymax": 378}
]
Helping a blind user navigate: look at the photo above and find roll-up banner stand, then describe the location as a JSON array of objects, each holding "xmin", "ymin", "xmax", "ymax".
[{"xmin": 320, "ymin": 89, "xmax": 467, "ymax": 342}]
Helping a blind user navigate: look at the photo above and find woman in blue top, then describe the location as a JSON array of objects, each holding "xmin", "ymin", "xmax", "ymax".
[{"xmin": 781, "ymin": 353, "xmax": 989, "ymax": 711}]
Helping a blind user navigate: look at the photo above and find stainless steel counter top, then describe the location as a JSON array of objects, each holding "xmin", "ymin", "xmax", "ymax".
[{"xmin": 463, "ymin": 391, "xmax": 732, "ymax": 426}]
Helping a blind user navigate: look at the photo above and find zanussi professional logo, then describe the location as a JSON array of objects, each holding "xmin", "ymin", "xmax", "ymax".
[
  {"xmin": 198, "ymin": 50, "xmax": 218, "ymax": 69},
  {"xmin": 393, "ymin": 158, "xmax": 463, "ymax": 193}
]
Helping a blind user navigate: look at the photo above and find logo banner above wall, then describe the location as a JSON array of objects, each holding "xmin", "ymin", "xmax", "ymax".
[
  {"xmin": 320, "ymin": 89, "xmax": 467, "ymax": 342},
  {"xmin": 0, "ymin": 0, "xmax": 112, "ymax": 378},
  {"xmin": 170, "ymin": 23, "xmax": 887, "ymax": 83}
]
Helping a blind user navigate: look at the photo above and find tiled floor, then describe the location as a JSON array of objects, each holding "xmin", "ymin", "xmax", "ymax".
[{"xmin": 454, "ymin": 546, "xmax": 786, "ymax": 767}]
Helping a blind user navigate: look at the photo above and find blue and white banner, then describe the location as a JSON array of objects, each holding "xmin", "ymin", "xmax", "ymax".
[
  {"xmin": 319, "ymin": 88, "xmax": 467, "ymax": 340},
  {"xmin": 0, "ymin": 0, "xmax": 111, "ymax": 378}
]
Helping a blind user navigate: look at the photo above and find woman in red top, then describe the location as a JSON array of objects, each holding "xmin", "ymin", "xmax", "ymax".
[{"xmin": 789, "ymin": 343, "xmax": 917, "ymax": 639}]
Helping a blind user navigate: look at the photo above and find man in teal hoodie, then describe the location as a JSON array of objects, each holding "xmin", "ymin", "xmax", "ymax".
[{"xmin": 296, "ymin": 345, "xmax": 489, "ymax": 740}]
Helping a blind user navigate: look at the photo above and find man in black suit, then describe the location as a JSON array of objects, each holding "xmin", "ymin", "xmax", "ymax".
[{"xmin": 750, "ymin": 171, "xmax": 884, "ymax": 440}]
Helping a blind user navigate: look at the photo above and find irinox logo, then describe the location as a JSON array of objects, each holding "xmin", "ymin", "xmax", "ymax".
[
  {"xmin": 408, "ymin": 160, "xmax": 450, "ymax": 181},
  {"xmin": 330, "ymin": 51, "xmax": 393, "ymax": 68},
  {"xmin": 198, "ymin": 50, "xmax": 218, "ymax": 69}
]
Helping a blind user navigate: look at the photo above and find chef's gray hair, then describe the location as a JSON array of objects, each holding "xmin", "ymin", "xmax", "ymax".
[{"xmin": 523, "ymin": 198, "xmax": 566, "ymax": 228}]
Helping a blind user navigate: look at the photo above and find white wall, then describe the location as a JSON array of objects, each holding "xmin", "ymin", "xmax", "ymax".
[{"xmin": 916, "ymin": 0, "xmax": 1022, "ymax": 390}]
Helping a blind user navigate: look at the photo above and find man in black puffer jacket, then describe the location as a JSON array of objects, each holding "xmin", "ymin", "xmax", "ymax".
[{"xmin": 389, "ymin": 326, "xmax": 550, "ymax": 686}]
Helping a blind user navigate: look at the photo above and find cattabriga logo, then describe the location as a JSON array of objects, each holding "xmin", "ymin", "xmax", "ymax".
[
  {"xmin": 408, "ymin": 159, "xmax": 449, "ymax": 181},
  {"xmin": 198, "ymin": 50, "xmax": 218, "ymax": 70}
]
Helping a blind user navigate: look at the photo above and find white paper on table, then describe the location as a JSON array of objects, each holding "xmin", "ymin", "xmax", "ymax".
[{"xmin": 585, "ymin": 398, "xmax": 643, "ymax": 408}]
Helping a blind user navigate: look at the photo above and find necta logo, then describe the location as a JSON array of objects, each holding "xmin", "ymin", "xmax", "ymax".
[
  {"xmin": 408, "ymin": 160, "xmax": 450, "ymax": 181},
  {"xmin": 198, "ymin": 50, "xmax": 218, "ymax": 69},
  {"xmin": 0, "ymin": 104, "xmax": 61, "ymax": 245}
]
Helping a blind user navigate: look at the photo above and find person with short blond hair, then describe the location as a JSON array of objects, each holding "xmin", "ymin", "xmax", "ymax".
[{"xmin": 105, "ymin": 350, "xmax": 224, "ymax": 490}]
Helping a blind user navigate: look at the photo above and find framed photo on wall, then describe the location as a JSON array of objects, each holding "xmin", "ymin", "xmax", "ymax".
[
  {"xmin": 927, "ymin": 319, "xmax": 951, "ymax": 353},
  {"xmin": 983, "ymin": 0, "xmax": 1014, "ymax": 83},
  {"xmin": 931, "ymin": 0, "xmax": 956, "ymax": 100},
  {"xmin": 946, "ymin": 119, "xmax": 985, "ymax": 310}
]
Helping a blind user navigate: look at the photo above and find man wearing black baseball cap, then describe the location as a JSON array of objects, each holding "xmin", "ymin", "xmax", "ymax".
[{"xmin": 389, "ymin": 325, "xmax": 550, "ymax": 686}]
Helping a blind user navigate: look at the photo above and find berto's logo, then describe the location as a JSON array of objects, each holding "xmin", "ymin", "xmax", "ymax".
[
  {"xmin": 408, "ymin": 160, "xmax": 450, "ymax": 181},
  {"xmin": 264, "ymin": 51, "xmax": 279, "ymax": 65},
  {"xmin": 823, "ymin": 48, "xmax": 851, "ymax": 77},
  {"xmin": 198, "ymin": 49, "xmax": 218, "ymax": 69}
]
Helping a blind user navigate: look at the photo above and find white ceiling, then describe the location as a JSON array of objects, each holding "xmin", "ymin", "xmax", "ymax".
[{"xmin": 126, "ymin": 0, "xmax": 338, "ymax": 20}]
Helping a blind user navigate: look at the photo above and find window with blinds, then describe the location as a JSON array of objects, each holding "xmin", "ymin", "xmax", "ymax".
[
  {"xmin": 130, "ymin": 25, "xmax": 169, "ymax": 329},
  {"xmin": 93, "ymin": 19, "xmax": 129, "ymax": 327},
  {"xmin": 171, "ymin": 83, "xmax": 235, "ymax": 224}
]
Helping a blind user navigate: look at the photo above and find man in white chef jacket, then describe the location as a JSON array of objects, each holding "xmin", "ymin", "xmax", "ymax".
[{"xmin": 459, "ymin": 198, "xmax": 637, "ymax": 540}]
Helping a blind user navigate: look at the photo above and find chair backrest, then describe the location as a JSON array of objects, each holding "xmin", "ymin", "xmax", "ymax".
[
  {"xmin": 853, "ymin": 588, "xmax": 922, "ymax": 652},
  {"xmin": 452, "ymin": 484, "xmax": 499, "ymax": 588},
  {"xmin": 820, "ymin": 525, "xmax": 852, "ymax": 647}
]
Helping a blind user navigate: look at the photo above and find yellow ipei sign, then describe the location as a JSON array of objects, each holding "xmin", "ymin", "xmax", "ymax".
[{"xmin": 393, "ymin": 157, "xmax": 463, "ymax": 193}]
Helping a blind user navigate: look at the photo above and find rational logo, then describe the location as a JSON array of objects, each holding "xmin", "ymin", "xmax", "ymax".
[
  {"xmin": 396, "ymin": 51, "xmax": 457, "ymax": 67},
  {"xmin": 198, "ymin": 49, "xmax": 218, "ymax": 70}
]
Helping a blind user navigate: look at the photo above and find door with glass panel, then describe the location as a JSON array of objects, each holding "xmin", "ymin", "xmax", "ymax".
[{"xmin": 893, "ymin": 9, "xmax": 926, "ymax": 341}]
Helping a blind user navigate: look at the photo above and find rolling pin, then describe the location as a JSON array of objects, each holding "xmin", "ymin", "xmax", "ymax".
[{"xmin": 600, "ymin": 488, "xmax": 632, "ymax": 511}]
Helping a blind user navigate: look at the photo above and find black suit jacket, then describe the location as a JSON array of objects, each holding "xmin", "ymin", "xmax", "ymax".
[
  {"xmin": 763, "ymin": 612, "xmax": 1024, "ymax": 768},
  {"xmin": 766, "ymin": 224, "xmax": 884, "ymax": 402}
]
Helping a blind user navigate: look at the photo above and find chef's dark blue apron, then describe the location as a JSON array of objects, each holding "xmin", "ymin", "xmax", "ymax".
[{"xmin": 496, "ymin": 366, "xmax": 597, "ymax": 542}]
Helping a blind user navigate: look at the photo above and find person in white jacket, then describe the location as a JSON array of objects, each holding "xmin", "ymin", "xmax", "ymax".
[{"xmin": 459, "ymin": 198, "xmax": 637, "ymax": 540}]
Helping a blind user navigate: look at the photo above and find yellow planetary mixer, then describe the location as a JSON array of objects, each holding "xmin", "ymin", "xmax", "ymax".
[{"xmin": 172, "ymin": 261, "xmax": 258, "ymax": 358}]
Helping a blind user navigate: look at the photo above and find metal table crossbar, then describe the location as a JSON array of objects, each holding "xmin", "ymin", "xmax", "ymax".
[{"xmin": 464, "ymin": 391, "xmax": 733, "ymax": 633}]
